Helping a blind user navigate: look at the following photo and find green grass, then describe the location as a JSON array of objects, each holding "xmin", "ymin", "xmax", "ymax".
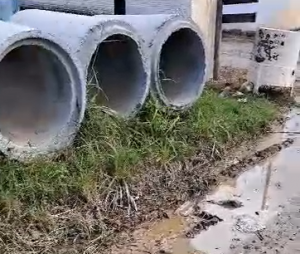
[{"xmin": 0, "ymin": 89, "xmax": 278, "ymax": 212}]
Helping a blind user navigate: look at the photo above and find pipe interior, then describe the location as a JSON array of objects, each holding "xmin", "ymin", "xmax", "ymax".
[
  {"xmin": 88, "ymin": 34, "xmax": 146, "ymax": 116},
  {"xmin": 0, "ymin": 44, "xmax": 72, "ymax": 145},
  {"xmin": 158, "ymin": 28, "xmax": 206, "ymax": 106}
]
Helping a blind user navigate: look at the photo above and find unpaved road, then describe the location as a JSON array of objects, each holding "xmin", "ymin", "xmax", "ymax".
[
  {"xmin": 110, "ymin": 36, "xmax": 300, "ymax": 254},
  {"xmin": 190, "ymin": 107, "xmax": 300, "ymax": 254},
  {"xmin": 188, "ymin": 37, "xmax": 300, "ymax": 253}
]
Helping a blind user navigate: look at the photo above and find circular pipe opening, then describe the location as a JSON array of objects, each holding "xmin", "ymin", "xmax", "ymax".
[
  {"xmin": 158, "ymin": 28, "xmax": 206, "ymax": 107},
  {"xmin": 0, "ymin": 44, "xmax": 72, "ymax": 146},
  {"xmin": 88, "ymin": 34, "xmax": 147, "ymax": 116}
]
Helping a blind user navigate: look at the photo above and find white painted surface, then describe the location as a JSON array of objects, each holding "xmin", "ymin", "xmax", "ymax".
[
  {"xmin": 248, "ymin": 28, "xmax": 300, "ymax": 91},
  {"xmin": 224, "ymin": 0, "xmax": 300, "ymax": 31},
  {"xmin": 223, "ymin": 3, "xmax": 258, "ymax": 15}
]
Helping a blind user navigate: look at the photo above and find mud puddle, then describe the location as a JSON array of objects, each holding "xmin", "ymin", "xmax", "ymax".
[
  {"xmin": 189, "ymin": 107, "xmax": 300, "ymax": 254},
  {"xmin": 110, "ymin": 109, "xmax": 298, "ymax": 254}
]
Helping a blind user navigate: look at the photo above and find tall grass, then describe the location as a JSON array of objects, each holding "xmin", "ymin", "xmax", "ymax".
[{"xmin": 0, "ymin": 89, "xmax": 278, "ymax": 211}]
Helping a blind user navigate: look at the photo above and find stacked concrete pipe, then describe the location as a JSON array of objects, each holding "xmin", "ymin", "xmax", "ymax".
[
  {"xmin": 0, "ymin": 21, "xmax": 84, "ymax": 160},
  {"xmin": 110, "ymin": 14, "xmax": 207, "ymax": 109},
  {"xmin": 13, "ymin": 10, "xmax": 207, "ymax": 111},
  {"xmin": 12, "ymin": 9, "xmax": 150, "ymax": 117}
]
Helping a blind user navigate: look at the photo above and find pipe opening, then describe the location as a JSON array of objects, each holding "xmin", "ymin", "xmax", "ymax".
[
  {"xmin": 0, "ymin": 44, "xmax": 72, "ymax": 145},
  {"xmin": 88, "ymin": 34, "xmax": 146, "ymax": 116},
  {"xmin": 158, "ymin": 28, "xmax": 206, "ymax": 107}
]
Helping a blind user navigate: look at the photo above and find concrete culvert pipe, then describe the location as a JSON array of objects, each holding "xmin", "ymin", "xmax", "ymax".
[
  {"xmin": 0, "ymin": 21, "xmax": 84, "ymax": 160},
  {"xmin": 109, "ymin": 15, "xmax": 207, "ymax": 109},
  {"xmin": 12, "ymin": 10, "xmax": 150, "ymax": 117}
]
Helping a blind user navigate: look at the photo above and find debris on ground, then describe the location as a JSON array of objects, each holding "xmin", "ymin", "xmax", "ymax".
[
  {"xmin": 257, "ymin": 85, "xmax": 295, "ymax": 105},
  {"xmin": 240, "ymin": 81, "xmax": 254, "ymax": 94},
  {"xmin": 206, "ymin": 199, "xmax": 243, "ymax": 209},
  {"xmin": 232, "ymin": 91, "xmax": 245, "ymax": 98},
  {"xmin": 235, "ymin": 214, "xmax": 266, "ymax": 234},
  {"xmin": 238, "ymin": 98, "xmax": 248, "ymax": 103},
  {"xmin": 220, "ymin": 138, "xmax": 294, "ymax": 178},
  {"xmin": 185, "ymin": 207, "xmax": 223, "ymax": 239}
]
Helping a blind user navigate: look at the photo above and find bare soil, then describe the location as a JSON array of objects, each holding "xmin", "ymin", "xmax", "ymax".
[{"xmin": 108, "ymin": 135, "xmax": 294, "ymax": 254}]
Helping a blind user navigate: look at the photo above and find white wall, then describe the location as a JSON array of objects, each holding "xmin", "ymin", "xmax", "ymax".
[
  {"xmin": 258, "ymin": 0, "xmax": 300, "ymax": 30},
  {"xmin": 224, "ymin": 0, "xmax": 300, "ymax": 31}
]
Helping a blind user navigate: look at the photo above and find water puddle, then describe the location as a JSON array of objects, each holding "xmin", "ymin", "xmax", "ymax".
[
  {"xmin": 112, "ymin": 107, "xmax": 300, "ymax": 254},
  {"xmin": 145, "ymin": 216, "xmax": 187, "ymax": 240},
  {"xmin": 190, "ymin": 107, "xmax": 300, "ymax": 254}
]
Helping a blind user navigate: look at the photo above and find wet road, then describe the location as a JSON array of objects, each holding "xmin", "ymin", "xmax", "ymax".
[
  {"xmin": 110, "ymin": 36, "xmax": 300, "ymax": 254},
  {"xmin": 190, "ymin": 107, "xmax": 300, "ymax": 254}
]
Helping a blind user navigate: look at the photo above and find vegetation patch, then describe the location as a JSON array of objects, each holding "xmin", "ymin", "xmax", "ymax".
[{"xmin": 0, "ymin": 89, "xmax": 279, "ymax": 253}]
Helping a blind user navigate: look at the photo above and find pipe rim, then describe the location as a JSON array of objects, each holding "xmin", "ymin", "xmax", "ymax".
[
  {"xmin": 0, "ymin": 31, "xmax": 83, "ymax": 160},
  {"xmin": 84, "ymin": 21, "xmax": 150, "ymax": 118},
  {"xmin": 151, "ymin": 18, "xmax": 208, "ymax": 109}
]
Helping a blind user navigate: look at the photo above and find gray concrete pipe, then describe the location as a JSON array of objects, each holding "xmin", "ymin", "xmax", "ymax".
[
  {"xmin": 12, "ymin": 9, "xmax": 150, "ymax": 117},
  {"xmin": 109, "ymin": 14, "xmax": 207, "ymax": 109},
  {"xmin": 0, "ymin": 21, "xmax": 84, "ymax": 160}
]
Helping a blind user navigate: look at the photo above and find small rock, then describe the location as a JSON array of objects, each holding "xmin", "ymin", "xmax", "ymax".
[
  {"xmin": 243, "ymin": 245, "xmax": 251, "ymax": 249},
  {"xmin": 232, "ymin": 91, "xmax": 245, "ymax": 98},
  {"xmin": 207, "ymin": 199, "xmax": 243, "ymax": 209},
  {"xmin": 235, "ymin": 214, "xmax": 266, "ymax": 233},
  {"xmin": 219, "ymin": 86, "xmax": 232, "ymax": 98},
  {"xmin": 238, "ymin": 98, "xmax": 248, "ymax": 103},
  {"xmin": 158, "ymin": 250, "xmax": 172, "ymax": 254},
  {"xmin": 239, "ymin": 81, "xmax": 254, "ymax": 93},
  {"xmin": 230, "ymin": 244, "xmax": 236, "ymax": 249},
  {"xmin": 275, "ymin": 182, "xmax": 282, "ymax": 189}
]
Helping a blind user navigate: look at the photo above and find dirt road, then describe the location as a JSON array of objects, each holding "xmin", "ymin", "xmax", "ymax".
[
  {"xmin": 109, "ymin": 36, "xmax": 300, "ymax": 254},
  {"xmin": 190, "ymin": 107, "xmax": 300, "ymax": 254}
]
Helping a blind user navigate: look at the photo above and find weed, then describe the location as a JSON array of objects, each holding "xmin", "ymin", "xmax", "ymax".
[{"xmin": 0, "ymin": 89, "xmax": 278, "ymax": 253}]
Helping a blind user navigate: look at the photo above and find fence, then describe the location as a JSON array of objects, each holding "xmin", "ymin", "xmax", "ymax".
[{"xmin": 222, "ymin": 0, "xmax": 258, "ymax": 24}]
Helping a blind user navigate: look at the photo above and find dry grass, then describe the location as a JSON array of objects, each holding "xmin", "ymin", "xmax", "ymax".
[{"xmin": 0, "ymin": 89, "xmax": 279, "ymax": 253}]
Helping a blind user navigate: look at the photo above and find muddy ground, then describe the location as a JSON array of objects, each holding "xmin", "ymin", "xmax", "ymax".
[
  {"xmin": 104, "ymin": 35, "xmax": 300, "ymax": 254},
  {"xmin": 0, "ymin": 35, "xmax": 292, "ymax": 254},
  {"xmin": 109, "ymin": 136, "xmax": 294, "ymax": 254}
]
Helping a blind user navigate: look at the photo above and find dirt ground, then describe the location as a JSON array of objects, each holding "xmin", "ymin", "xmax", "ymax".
[
  {"xmin": 105, "ymin": 35, "xmax": 300, "ymax": 254},
  {"xmin": 109, "ymin": 136, "xmax": 294, "ymax": 254}
]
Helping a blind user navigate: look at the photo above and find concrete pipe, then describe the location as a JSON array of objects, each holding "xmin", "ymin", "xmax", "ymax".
[
  {"xmin": 0, "ymin": 21, "xmax": 84, "ymax": 160},
  {"xmin": 110, "ymin": 14, "xmax": 207, "ymax": 109},
  {"xmin": 248, "ymin": 27, "xmax": 300, "ymax": 93},
  {"xmin": 12, "ymin": 10, "xmax": 150, "ymax": 117}
]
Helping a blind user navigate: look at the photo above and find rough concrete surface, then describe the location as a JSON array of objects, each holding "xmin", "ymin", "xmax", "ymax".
[
  {"xmin": 107, "ymin": 14, "xmax": 207, "ymax": 109},
  {"xmin": 248, "ymin": 28, "xmax": 300, "ymax": 93},
  {"xmin": 0, "ymin": 20, "xmax": 84, "ymax": 160},
  {"xmin": 12, "ymin": 9, "xmax": 150, "ymax": 117},
  {"xmin": 20, "ymin": 0, "xmax": 218, "ymax": 79}
]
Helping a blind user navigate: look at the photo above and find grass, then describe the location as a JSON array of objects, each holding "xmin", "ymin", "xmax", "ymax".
[{"xmin": 0, "ymin": 89, "xmax": 279, "ymax": 253}]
